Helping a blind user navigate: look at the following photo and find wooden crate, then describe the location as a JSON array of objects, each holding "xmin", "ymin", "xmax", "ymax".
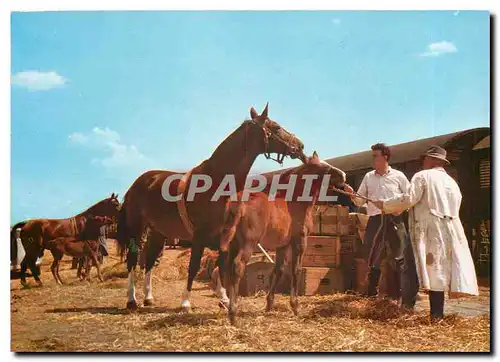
[
  {"xmin": 298, "ymin": 267, "xmax": 345, "ymax": 295},
  {"xmin": 238, "ymin": 261, "xmax": 291, "ymax": 297},
  {"xmin": 303, "ymin": 235, "xmax": 357, "ymax": 268},
  {"xmin": 303, "ymin": 236, "xmax": 339, "ymax": 267},
  {"xmin": 312, "ymin": 205, "xmax": 352, "ymax": 236}
]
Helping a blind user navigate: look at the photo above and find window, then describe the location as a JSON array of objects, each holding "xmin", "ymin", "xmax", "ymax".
[{"xmin": 479, "ymin": 159, "xmax": 490, "ymax": 189}]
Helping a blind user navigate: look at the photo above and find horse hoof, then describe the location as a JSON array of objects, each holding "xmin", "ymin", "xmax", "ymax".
[
  {"xmin": 218, "ymin": 301, "xmax": 229, "ymax": 311},
  {"xmin": 21, "ymin": 282, "xmax": 30, "ymax": 289},
  {"xmin": 126, "ymin": 301, "xmax": 138, "ymax": 311},
  {"xmin": 143, "ymin": 298, "xmax": 154, "ymax": 307},
  {"xmin": 228, "ymin": 313, "xmax": 237, "ymax": 326}
]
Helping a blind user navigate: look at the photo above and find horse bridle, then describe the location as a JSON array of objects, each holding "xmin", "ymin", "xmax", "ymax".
[{"xmin": 246, "ymin": 119, "xmax": 300, "ymax": 165}]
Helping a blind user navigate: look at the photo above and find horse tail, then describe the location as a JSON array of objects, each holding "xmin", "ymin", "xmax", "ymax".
[
  {"xmin": 11, "ymin": 221, "xmax": 27, "ymax": 265},
  {"xmin": 220, "ymin": 201, "xmax": 245, "ymax": 252},
  {"xmin": 116, "ymin": 196, "xmax": 130, "ymax": 253}
]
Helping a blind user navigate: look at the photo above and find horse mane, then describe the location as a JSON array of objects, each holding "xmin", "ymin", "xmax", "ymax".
[{"xmin": 74, "ymin": 195, "xmax": 117, "ymax": 218}]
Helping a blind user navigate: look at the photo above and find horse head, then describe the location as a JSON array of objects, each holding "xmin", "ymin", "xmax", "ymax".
[
  {"xmin": 246, "ymin": 103, "xmax": 306, "ymax": 164},
  {"xmin": 82, "ymin": 215, "xmax": 115, "ymax": 239},
  {"xmin": 302, "ymin": 151, "xmax": 346, "ymax": 188},
  {"xmin": 87, "ymin": 193, "xmax": 121, "ymax": 219}
]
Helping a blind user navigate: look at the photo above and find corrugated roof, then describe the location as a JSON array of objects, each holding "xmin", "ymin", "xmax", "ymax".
[
  {"xmin": 324, "ymin": 128, "xmax": 489, "ymax": 172},
  {"xmin": 473, "ymin": 135, "xmax": 490, "ymax": 150},
  {"xmin": 266, "ymin": 127, "xmax": 490, "ymax": 176}
]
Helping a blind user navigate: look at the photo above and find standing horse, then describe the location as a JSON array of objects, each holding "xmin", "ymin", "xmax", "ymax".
[
  {"xmin": 117, "ymin": 104, "xmax": 306, "ymax": 310},
  {"xmin": 219, "ymin": 152, "xmax": 346, "ymax": 324},
  {"xmin": 46, "ymin": 216, "xmax": 115, "ymax": 284},
  {"xmin": 11, "ymin": 193, "xmax": 120, "ymax": 287}
]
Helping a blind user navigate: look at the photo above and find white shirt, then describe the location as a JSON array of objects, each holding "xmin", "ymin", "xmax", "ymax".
[{"xmin": 354, "ymin": 166, "xmax": 410, "ymax": 216}]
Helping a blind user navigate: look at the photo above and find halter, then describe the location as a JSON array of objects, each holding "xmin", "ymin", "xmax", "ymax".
[
  {"xmin": 70, "ymin": 217, "xmax": 79, "ymax": 236},
  {"xmin": 245, "ymin": 119, "xmax": 296, "ymax": 166}
]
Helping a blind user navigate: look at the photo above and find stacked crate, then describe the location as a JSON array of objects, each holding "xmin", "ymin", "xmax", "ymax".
[{"xmin": 299, "ymin": 205, "xmax": 358, "ymax": 296}]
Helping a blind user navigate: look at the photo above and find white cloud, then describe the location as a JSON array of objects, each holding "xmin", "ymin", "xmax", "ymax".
[
  {"xmin": 68, "ymin": 132, "xmax": 88, "ymax": 144},
  {"xmin": 69, "ymin": 127, "xmax": 156, "ymax": 170},
  {"xmin": 11, "ymin": 71, "xmax": 67, "ymax": 91},
  {"xmin": 420, "ymin": 41, "xmax": 457, "ymax": 57}
]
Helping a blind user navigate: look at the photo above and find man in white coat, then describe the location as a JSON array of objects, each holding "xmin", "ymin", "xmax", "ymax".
[{"xmin": 373, "ymin": 145, "xmax": 479, "ymax": 320}]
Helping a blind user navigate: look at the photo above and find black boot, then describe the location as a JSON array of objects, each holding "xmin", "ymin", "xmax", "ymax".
[
  {"xmin": 366, "ymin": 267, "xmax": 381, "ymax": 297},
  {"xmin": 429, "ymin": 291, "xmax": 444, "ymax": 321}
]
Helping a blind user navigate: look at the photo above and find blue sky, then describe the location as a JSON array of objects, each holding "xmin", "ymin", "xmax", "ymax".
[{"xmin": 11, "ymin": 11, "xmax": 490, "ymax": 223}]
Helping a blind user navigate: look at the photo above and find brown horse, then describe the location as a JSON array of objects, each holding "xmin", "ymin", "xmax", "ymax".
[
  {"xmin": 116, "ymin": 104, "xmax": 306, "ymax": 310},
  {"xmin": 46, "ymin": 216, "xmax": 114, "ymax": 284},
  {"xmin": 219, "ymin": 152, "xmax": 346, "ymax": 324},
  {"xmin": 11, "ymin": 193, "xmax": 120, "ymax": 287}
]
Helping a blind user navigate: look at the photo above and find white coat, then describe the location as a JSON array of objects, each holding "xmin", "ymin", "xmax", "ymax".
[{"xmin": 382, "ymin": 167, "xmax": 478, "ymax": 297}]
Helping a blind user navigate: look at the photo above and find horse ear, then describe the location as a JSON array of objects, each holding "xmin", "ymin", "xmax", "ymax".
[
  {"xmin": 250, "ymin": 107, "xmax": 258, "ymax": 120},
  {"xmin": 261, "ymin": 102, "xmax": 269, "ymax": 119},
  {"xmin": 312, "ymin": 151, "xmax": 319, "ymax": 160}
]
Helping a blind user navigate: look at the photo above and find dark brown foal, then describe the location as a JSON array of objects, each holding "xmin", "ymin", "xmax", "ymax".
[{"xmin": 46, "ymin": 216, "xmax": 114, "ymax": 284}]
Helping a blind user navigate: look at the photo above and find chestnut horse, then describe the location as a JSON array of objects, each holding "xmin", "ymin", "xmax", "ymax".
[
  {"xmin": 117, "ymin": 104, "xmax": 306, "ymax": 310},
  {"xmin": 219, "ymin": 152, "xmax": 346, "ymax": 324},
  {"xmin": 46, "ymin": 216, "xmax": 115, "ymax": 284},
  {"xmin": 11, "ymin": 193, "xmax": 120, "ymax": 287}
]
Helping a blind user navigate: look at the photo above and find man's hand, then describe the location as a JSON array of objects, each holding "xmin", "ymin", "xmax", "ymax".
[
  {"xmin": 343, "ymin": 184, "xmax": 355, "ymax": 197},
  {"xmin": 372, "ymin": 200, "xmax": 384, "ymax": 210}
]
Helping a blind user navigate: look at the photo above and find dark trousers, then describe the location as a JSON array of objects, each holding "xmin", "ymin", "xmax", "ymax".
[{"xmin": 365, "ymin": 213, "xmax": 419, "ymax": 308}]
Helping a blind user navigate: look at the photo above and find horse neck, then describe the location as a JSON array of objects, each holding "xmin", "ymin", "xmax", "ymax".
[
  {"xmin": 266, "ymin": 167, "xmax": 325, "ymax": 204},
  {"xmin": 72, "ymin": 202, "xmax": 104, "ymax": 236},
  {"xmin": 203, "ymin": 122, "xmax": 262, "ymax": 190}
]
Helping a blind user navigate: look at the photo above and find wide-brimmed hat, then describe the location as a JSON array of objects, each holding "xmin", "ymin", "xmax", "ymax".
[{"xmin": 421, "ymin": 145, "xmax": 450, "ymax": 164}]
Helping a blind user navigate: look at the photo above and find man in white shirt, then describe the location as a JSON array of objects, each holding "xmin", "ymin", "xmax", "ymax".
[
  {"xmin": 344, "ymin": 143, "xmax": 419, "ymax": 310},
  {"xmin": 372, "ymin": 146, "xmax": 479, "ymax": 320}
]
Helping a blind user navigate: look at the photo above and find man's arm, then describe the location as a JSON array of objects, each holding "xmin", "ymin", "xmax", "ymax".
[
  {"xmin": 344, "ymin": 174, "xmax": 369, "ymax": 207},
  {"xmin": 399, "ymin": 171, "xmax": 411, "ymax": 193},
  {"xmin": 378, "ymin": 172, "xmax": 426, "ymax": 214}
]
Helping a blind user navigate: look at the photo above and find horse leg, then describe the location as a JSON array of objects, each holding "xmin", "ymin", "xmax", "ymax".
[
  {"xmin": 91, "ymin": 252, "xmax": 103, "ymax": 282},
  {"xmin": 28, "ymin": 258, "xmax": 43, "ymax": 287},
  {"xmin": 215, "ymin": 250, "xmax": 229, "ymax": 309},
  {"xmin": 227, "ymin": 241, "xmax": 252, "ymax": 325},
  {"xmin": 51, "ymin": 257, "xmax": 62, "ymax": 285},
  {"xmin": 181, "ymin": 240, "xmax": 205, "ymax": 312},
  {"xmin": 143, "ymin": 230, "xmax": 165, "ymax": 306},
  {"xmin": 50, "ymin": 259, "xmax": 58, "ymax": 284},
  {"xmin": 84, "ymin": 256, "xmax": 92, "ymax": 281},
  {"xmin": 266, "ymin": 246, "xmax": 287, "ymax": 312},
  {"xmin": 20, "ymin": 261, "xmax": 29, "ymax": 288},
  {"xmin": 77, "ymin": 258, "xmax": 83, "ymax": 280},
  {"xmin": 56, "ymin": 259, "xmax": 64, "ymax": 285},
  {"xmin": 290, "ymin": 235, "xmax": 307, "ymax": 316},
  {"xmin": 78, "ymin": 258, "xmax": 88, "ymax": 280},
  {"xmin": 126, "ymin": 236, "xmax": 140, "ymax": 310}
]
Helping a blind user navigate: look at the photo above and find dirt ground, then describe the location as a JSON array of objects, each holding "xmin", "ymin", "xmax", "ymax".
[{"xmin": 11, "ymin": 243, "xmax": 490, "ymax": 352}]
